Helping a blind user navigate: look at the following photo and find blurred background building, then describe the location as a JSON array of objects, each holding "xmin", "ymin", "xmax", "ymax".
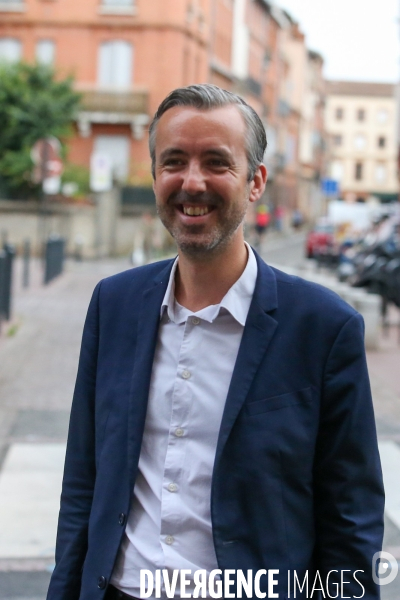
[
  {"xmin": 325, "ymin": 80, "xmax": 399, "ymax": 204},
  {"xmin": 0, "ymin": 0, "xmax": 398, "ymax": 257},
  {"xmin": 0, "ymin": 0, "xmax": 328, "ymax": 216}
]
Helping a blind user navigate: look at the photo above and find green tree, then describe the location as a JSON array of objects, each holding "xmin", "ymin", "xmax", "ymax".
[{"xmin": 0, "ymin": 62, "xmax": 81, "ymax": 198}]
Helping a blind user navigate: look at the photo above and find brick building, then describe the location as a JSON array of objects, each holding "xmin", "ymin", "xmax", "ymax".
[{"xmin": 0, "ymin": 0, "xmax": 326, "ymax": 219}]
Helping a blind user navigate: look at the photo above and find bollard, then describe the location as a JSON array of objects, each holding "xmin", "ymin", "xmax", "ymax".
[
  {"xmin": 0, "ymin": 244, "xmax": 15, "ymax": 321},
  {"xmin": 23, "ymin": 239, "xmax": 30, "ymax": 288},
  {"xmin": 44, "ymin": 236, "xmax": 65, "ymax": 285},
  {"xmin": 0, "ymin": 250, "xmax": 6, "ymax": 324}
]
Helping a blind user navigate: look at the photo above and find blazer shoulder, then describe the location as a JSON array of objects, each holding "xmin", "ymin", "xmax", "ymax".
[
  {"xmin": 97, "ymin": 258, "xmax": 174, "ymax": 295},
  {"xmin": 271, "ymin": 265, "xmax": 358, "ymax": 320}
]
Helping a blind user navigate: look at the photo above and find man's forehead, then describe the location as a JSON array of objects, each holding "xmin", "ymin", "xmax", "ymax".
[{"xmin": 155, "ymin": 104, "xmax": 247, "ymax": 146}]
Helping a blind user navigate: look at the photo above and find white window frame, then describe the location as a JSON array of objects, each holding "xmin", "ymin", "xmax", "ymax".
[
  {"xmin": 331, "ymin": 160, "xmax": 344, "ymax": 183},
  {"xmin": 354, "ymin": 134, "xmax": 366, "ymax": 151},
  {"xmin": 377, "ymin": 109, "xmax": 389, "ymax": 124},
  {"xmin": 0, "ymin": 37, "xmax": 22, "ymax": 62},
  {"xmin": 97, "ymin": 40, "xmax": 133, "ymax": 88},
  {"xmin": 94, "ymin": 135, "xmax": 130, "ymax": 183},
  {"xmin": 375, "ymin": 163, "xmax": 387, "ymax": 183},
  {"xmin": 98, "ymin": 0, "xmax": 136, "ymax": 15},
  {"xmin": 0, "ymin": 1, "xmax": 25, "ymax": 12},
  {"xmin": 35, "ymin": 39, "xmax": 56, "ymax": 66}
]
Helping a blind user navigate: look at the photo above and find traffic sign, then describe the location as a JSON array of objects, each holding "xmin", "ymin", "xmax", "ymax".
[
  {"xmin": 90, "ymin": 152, "xmax": 112, "ymax": 192},
  {"xmin": 31, "ymin": 137, "xmax": 63, "ymax": 185},
  {"xmin": 321, "ymin": 178, "xmax": 339, "ymax": 196}
]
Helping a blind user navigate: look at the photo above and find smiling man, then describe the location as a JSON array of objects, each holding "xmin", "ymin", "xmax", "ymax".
[{"xmin": 47, "ymin": 85, "xmax": 384, "ymax": 600}]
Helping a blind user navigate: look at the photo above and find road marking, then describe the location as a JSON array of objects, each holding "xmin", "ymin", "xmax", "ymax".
[
  {"xmin": 379, "ymin": 441, "xmax": 400, "ymax": 530},
  {"xmin": 0, "ymin": 443, "xmax": 65, "ymax": 558}
]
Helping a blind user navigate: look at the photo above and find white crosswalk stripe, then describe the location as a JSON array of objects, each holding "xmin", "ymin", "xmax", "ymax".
[
  {"xmin": 379, "ymin": 441, "xmax": 400, "ymax": 531},
  {"xmin": 0, "ymin": 443, "xmax": 65, "ymax": 559}
]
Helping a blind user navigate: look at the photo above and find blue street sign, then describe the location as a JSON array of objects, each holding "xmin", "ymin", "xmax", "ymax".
[{"xmin": 321, "ymin": 178, "xmax": 339, "ymax": 196}]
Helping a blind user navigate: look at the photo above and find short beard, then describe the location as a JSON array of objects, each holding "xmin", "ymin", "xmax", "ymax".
[{"xmin": 156, "ymin": 190, "xmax": 248, "ymax": 260}]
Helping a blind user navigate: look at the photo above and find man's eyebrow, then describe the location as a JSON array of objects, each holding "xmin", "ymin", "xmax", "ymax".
[
  {"xmin": 203, "ymin": 148, "xmax": 232, "ymax": 159},
  {"xmin": 159, "ymin": 148, "xmax": 187, "ymax": 162},
  {"xmin": 158, "ymin": 147, "xmax": 233, "ymax": 162}
]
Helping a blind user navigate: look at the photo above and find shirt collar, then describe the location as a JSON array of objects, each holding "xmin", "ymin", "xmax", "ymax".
[{"xmin": 160, "ymin": 242, "xmax": 258, "ymax": 326}]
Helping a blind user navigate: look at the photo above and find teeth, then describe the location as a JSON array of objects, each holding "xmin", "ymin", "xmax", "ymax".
[{"xmin": 183, "ymin": 206, "xmax": 209, "ymax": 216}]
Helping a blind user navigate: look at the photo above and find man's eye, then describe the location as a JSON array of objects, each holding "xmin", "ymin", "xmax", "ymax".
[
  {"xmin": 163, "ymin": 159, "xmax": 184, "ymax": 167},
  {"xmin": 208, "ymin": 159, "xmax": 228, "ymax": 168}
]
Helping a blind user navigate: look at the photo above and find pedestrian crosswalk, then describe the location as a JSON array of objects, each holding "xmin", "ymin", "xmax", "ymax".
[
  {"xmin": 0, "ymin": 443, "xmax": 65, "ymax": 560},
  {"xmin": 0, "ymin": 440, "xmax": 399, "ymax": 562},
  {"xmin": 379, "ymin": 441, "xmax": 400, "ymax": 533}
]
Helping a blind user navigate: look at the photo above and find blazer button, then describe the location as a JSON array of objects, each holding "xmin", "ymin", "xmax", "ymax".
[
  {"xmin": 98, "ymin": 576, "xmax": 107, "ymax": 589},
  {"xmin": 118, "ymin": 513, "xmax": 126, "ymax": 526}
]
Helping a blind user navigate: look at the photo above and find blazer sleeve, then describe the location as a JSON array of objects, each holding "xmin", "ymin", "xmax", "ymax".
[
  {"xmin": 313, "ymin": 312, "xmax": 384, "ymax": 599},
  {"xmin": 46, "ymin": 281, "xmax": 101, "ymax": 600}
]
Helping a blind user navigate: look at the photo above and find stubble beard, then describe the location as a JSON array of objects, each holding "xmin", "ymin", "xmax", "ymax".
[{"xmin": 156, "ymin": 191, "xmax": 249, "ymax": 260}]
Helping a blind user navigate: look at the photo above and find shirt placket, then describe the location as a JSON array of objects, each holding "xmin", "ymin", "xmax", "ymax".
[{"xmin": 160, "ymin": 316, "xmax": 197, "ymax": 562}]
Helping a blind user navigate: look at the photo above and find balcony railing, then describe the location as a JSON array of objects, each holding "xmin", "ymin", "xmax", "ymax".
[{"xmin": 81, "ymin": 89, "xmax": 147, "ymax": 114}]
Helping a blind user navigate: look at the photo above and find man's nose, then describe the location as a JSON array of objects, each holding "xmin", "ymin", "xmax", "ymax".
[{"xmin": 181, "ymin": 161, "xmax": 207, "ymax": 195}]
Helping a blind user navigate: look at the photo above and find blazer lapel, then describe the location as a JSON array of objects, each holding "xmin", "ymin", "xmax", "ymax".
[
  {"xmin": 214, "ymin": 255, "xmax": 279, "ymax": 467},
  {"xmin": 127, "ymin": 261, "xmax": 174, "ymax": 487}
]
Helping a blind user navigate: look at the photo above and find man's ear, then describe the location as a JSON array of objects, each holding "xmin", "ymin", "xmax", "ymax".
[{"xmin": 249, "ymin": 164, "xmax": 268, "ymax": 203}]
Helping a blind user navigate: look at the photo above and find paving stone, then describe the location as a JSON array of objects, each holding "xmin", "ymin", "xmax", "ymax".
[
  {"xmin": 10, "ymin": 410, "xmax": 70, "ymax": 441},
  {"xmin": 0, "ymin": 571, "xmax": 51, "ymax": 599}
]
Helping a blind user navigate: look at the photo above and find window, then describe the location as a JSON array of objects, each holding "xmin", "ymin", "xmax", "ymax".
[
  {"xmin": 378, "ymin": 136, "xmax": 386, "ymax": 148},
  {"xmin": 375, "ymin": 163, "xmax": 386, "ymax": 183},
  {"xmin": 331, "ymin": 161, "xmax": 344, "ymax": 182},
  {"xmin": 0, "ymin": 0, "xmax": 25, "ymax": 11},
  {"xmin": 335, "ymin": 107, "xmax": 344, "ymax": 120},
  {"xmin": 0, "ymin": 37, "xmax": 22, "ymax": 62},
  {"xmin": 377, "ymin": 109, "xmax": 388, "ymax": 124},
  {"xmin": 285, "ymin": 134, "xmax": 296, "ymax": 165},
  {"xmin": 98, "ymin": 41, "xmax": 133, "ymax": 88},
  {"xmin": 333, "ymin": 134, "xmax": 343, "ymax": 147},
  {"xmin": 94, "ymin": 135, "xmax": 130, "ymax": 182},
  {"xmin": 355, "ymin": 162, "xmax": 363, "ymax": 181},
  {"xmin": 356, "ymin": 108, "xmax": 365, "ymax": 121},
  {"xmin": 102, "ymin": 0, "xmax": 133, "ymax": 5},
  {"xmin": 36, "ymin": 40, "xmax": 55, "ymax": 65},
  {"xmin": 354, "ymin": 134, "xmax": 366, "ymax": 150}
]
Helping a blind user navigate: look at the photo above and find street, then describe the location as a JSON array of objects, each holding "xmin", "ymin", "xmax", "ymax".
[{"xmin": 0, "ymin": 232, "xmax": 399, "ymax": 599}]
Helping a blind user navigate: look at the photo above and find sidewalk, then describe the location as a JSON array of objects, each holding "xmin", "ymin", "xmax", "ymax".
[
  {"xmin": 0, "ymin": 255, "xmax": 399, "ymax": 599},
  {"xmin": 0, "ymin": 258, "xmax": 130, "ymax": 599}
]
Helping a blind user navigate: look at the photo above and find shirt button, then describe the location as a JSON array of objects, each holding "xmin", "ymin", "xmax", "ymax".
[
  {"xmin": 167, "ymin": 483, "xmax": 178, "ymax": 493},
  {"xmin": 192, "ymin": 317, "xmax": 200, "ymax": 325},
  {"xmin": 165, "ymin": 535, "xmax": 174, "ymax": 545},
  {"xmin": 181, "ymin": 370, "xmax": 191, "ymax": 380},
  {"xmin": 175, "ymin": 428, "xmax": 184, "ymax": 437}
]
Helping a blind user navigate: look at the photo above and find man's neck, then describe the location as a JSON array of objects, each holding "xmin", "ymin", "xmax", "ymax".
[{"xmin": 174, "ymin": 237, "xmax": 248, "ymax": 312}]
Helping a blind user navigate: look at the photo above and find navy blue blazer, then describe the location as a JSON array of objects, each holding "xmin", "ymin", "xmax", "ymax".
[{"xmin": 47, "ymin": 253, "xmax": 384, "ymax": 600}]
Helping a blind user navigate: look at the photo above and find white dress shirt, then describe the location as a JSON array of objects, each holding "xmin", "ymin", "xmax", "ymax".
[{"xmin": 111, "ymin": 244, "xmax": 258, "ymax": 597}]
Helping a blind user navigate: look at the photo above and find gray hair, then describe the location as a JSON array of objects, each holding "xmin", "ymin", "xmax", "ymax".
[{"xmin": 148, "ymin": 84, "xmax": 267, "ymax": 181}]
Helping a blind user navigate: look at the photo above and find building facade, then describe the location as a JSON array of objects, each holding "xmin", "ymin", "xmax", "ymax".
[
  {"xmin": 0, "ymin": 0, "xmax": 327, "ymax": 219},
  {"xmin": 325, "ymin": 81, "xmax": 399, "ymax": 203}
]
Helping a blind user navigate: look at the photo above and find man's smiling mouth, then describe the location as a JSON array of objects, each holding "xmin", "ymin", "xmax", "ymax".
[{"xmin": 182, "ymin": 205, "xmax": 211, "ymax": 216}]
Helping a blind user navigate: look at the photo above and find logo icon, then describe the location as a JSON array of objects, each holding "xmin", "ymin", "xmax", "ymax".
[{"xmin": 372, "ymin": 551, "xmax": 399, "ymax": 585}]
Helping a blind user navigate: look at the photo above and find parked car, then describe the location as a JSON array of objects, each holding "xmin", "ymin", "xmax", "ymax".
[{"xmin": 305, "ymin": 220, "xmax": 336, "ymax": 259}]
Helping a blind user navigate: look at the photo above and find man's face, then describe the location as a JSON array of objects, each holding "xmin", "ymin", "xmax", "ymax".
[{"xmin": 153, "ymin": 105, "xmax": 260, "ymax": 259}]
